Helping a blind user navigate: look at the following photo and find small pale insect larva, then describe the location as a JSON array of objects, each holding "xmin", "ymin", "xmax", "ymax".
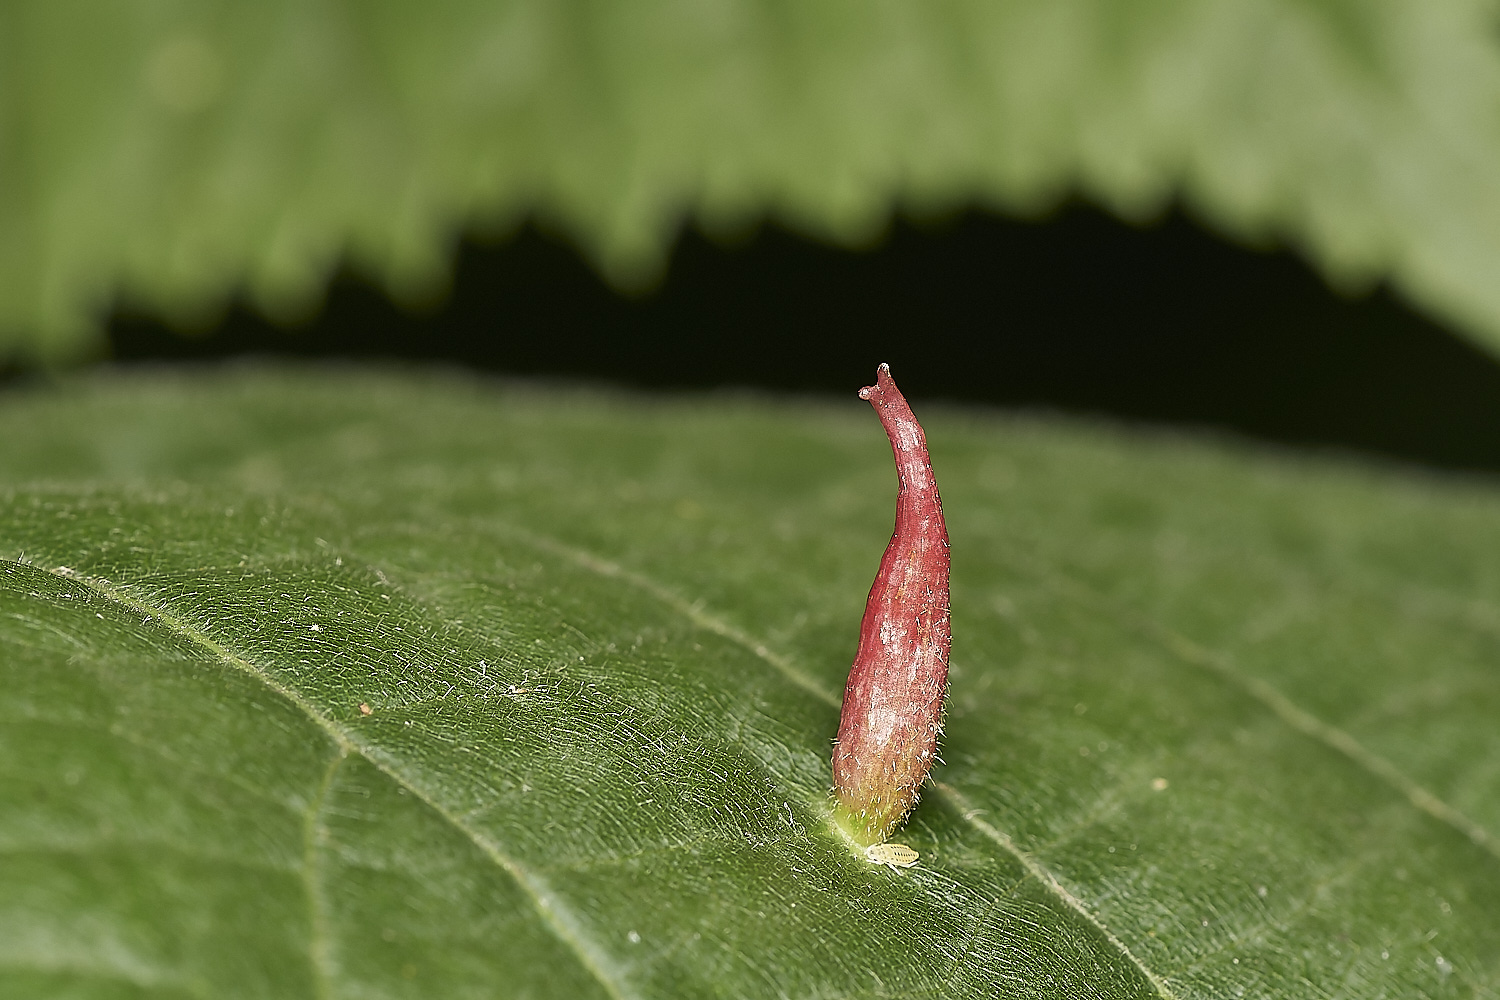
[
  {"xmin": 833, "ymin": 363, "xmax": 951, "ymax": 846},
  {"xmin": 864, "ymin": 842, "xmax": 921, "ymax": 871}
]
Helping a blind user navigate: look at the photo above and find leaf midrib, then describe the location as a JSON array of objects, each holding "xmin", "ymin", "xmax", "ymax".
[
  {"xmin": 35, "ymin": 563, "xmax": 631, "ymax": 1000},
  {"xmin": 35, "ymin": 519, "xmax": 1491, "ymax": 1000},
  {"xmin": 519, "ymin": 533, "xmax": 1181, "ymax": 999},
  {"xmin": 29, "ymin": 540, "xmax": 1174, "ymax": 1000},
  {"xmin": 525, "ymin": 527, "xmax": 1500, "ymax": 989}
]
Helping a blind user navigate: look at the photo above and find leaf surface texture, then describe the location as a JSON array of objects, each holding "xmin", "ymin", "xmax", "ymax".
[{"xmin": 2, "ymin": 366, "xmax": 1499, "ymax": 997}]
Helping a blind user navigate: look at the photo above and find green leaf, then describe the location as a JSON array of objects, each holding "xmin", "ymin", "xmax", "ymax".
[
  {"xmin": 3, "ymin": 365, "xmax": 1499, "ymax": 998},
  {"xmin": 8, "ymin": 2, "xmax": 1500, "ymax": 361}
]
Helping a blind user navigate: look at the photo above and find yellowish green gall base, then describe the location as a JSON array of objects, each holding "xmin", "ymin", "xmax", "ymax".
[{"xmin": 830, "ymin": 800, "xmax": 893, "ymax": 852}]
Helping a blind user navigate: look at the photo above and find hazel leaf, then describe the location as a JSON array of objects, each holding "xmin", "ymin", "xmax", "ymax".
[{"xmin": 2, "ymin": 365, "xmax": 1500, "ymax": 998}]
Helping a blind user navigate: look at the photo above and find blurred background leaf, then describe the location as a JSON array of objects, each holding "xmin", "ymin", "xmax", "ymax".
[{"xmin": 8, "ymin": 0, "xmax": 1500, "ymax": 366}]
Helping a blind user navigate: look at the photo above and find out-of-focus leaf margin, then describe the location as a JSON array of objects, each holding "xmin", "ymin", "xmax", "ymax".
[{"xmin": 6, "ymin": 0, "xmax": 1500, "ymax": 364}]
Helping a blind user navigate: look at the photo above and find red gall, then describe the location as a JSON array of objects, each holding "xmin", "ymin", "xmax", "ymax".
[{"xmin": 833, "ymin": 363, "xmax": 951, "ymax": 845}]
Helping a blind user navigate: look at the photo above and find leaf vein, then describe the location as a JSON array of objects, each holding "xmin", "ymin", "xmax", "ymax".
[
  {"xmin": 535, "ymin": 539, "xmax": 1180, "ymax": 1000},
  {"xmin": 40, "ymin": 563, "xmax": 634, "ymax": 1000},
  {"xmin": 1153, "ymin": 623, "xmax": 1500, "ymax": 862},
  {"xmin": 302, "ymin": 750, "xmax": 345, "ymax": 1000},
  {"xmin": 935, "ymin": 782, "xmax": 1180, "ymax": 1000},
  {"xmin": 1017, "ymin": 551, "xmax": 1500, "ymax": 864}
]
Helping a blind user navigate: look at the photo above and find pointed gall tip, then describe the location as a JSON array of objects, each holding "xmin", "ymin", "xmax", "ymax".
[{"xmin": 859, "ymin": 363, "xmax": 895, "ymax": 402}]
